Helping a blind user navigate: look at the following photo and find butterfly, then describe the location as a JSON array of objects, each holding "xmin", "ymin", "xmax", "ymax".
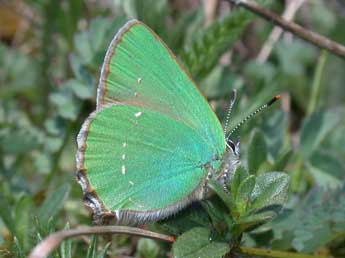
[{"xmin": 76, "ymin": 19, "xmax": 262, "ymax": 224}]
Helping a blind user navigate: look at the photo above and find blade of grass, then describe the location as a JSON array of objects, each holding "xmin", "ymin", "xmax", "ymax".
[{"xmin": 307, "ymin": 50, "xmax": 328, "ymax": 115}]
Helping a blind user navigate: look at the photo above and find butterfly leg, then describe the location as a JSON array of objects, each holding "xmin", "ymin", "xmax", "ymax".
[
  {"xmin": 203, "ymin": 164, "xmax": 218, "ymax": 198},
  {"xmin": 219, "ymin": 137, "xmax": 241, "ymax": 192}
]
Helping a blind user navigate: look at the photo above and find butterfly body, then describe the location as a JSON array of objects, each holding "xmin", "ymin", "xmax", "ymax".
[{"xmin": 76, "ymin": 20, "xmax": 240, "ymax": 224}]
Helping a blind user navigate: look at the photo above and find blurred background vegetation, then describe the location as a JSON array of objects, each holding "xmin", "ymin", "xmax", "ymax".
[{"xmin": 0, "ymin": 0, "xmax": 345, "ymax": 257}]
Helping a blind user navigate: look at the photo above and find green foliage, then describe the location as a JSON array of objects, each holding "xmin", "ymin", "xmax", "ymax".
[
  {"xmin": 181, "ymin": 9, "xmax": 252, "ymax": 80},
  {"xmin": 172, "ymin": 227, "xmax": 230, "ymax": 258},
  {"xmin": 247, "ymin": 129, "xmax": 268, "ymax": 174},
  {"xmin": 0, "ymin": 182, "xmax": 71, "ymax": 255},
  {"xmin": 137, "ymin": 238, "xmax": 160, "ymax": 258},
  {"xmin": 167, "ymin": 167, "xmax": 288, "ymax": 257},
  {"xmin": 38, "ymin": 183, "xmax": 71, "ymax": 233},
  {"xmin": 1, "ymin": 0, "xmax": 345, "ymax": 257},
  {"xmin": 271, "ymin": 185, "xmax": 345, "ymax": 253},
  {"xmin": 300, "ymin": 110, "xmax": 341, "ymax": 159}
]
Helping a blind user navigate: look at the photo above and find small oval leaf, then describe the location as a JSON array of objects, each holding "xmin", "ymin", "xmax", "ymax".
[
  {"xmin": 172, "ymin": 227, "xmax": 229, "ymax": 258},
  {"xmin": 250, "ymin": 172, "xmax": 289, "ymax": 212},
  {"xmin": 235, "ymin": 175, "xmax": 256, "ymax": 216}
]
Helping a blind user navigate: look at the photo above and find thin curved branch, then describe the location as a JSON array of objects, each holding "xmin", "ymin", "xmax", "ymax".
[
  {"xmin": 227, "ymin": 0, "xmax": 345, "ymax": 59},
  {"xmin": 28, "ymin": 225, "xmax": 175, "ymax": 258},
  {"xmin": 239, "ymin": 246, "xmax": 329, "ymax": 258},
  {"xmin": 257, "ymin": 0, "xmax": 306, "ymax": 63}
]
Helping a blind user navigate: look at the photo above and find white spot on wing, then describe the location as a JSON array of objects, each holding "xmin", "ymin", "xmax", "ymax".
[
  {"xmin": 135, "ymin": 111, "xmax": 142, "ymax": 117},
  {"xmin": 121, "ymin": 165, "xmax": 126, "ymax": 174}
]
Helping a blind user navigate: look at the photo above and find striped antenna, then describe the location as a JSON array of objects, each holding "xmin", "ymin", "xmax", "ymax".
[
  {"xmin": 224, "ymin": 89, "xmax": 237, "ymax": 135},
  {"xmin": 225, "ymin": 95, "xmax": 281, "ymax": 141}
]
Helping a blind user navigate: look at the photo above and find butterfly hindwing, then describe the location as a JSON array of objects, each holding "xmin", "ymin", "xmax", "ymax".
[{"xmin": 77, "ymin": 104, "xmax": 220, "ymax": 222}]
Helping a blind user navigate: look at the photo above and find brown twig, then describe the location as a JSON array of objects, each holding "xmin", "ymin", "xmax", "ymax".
[
  {"xmin": 256, "ymin": 0, "xmax": 306, "ymax": 63},
  {"xmin": 28, "ymin": 226, "xmax": 175, "ymax": 258},
  {"xmin": 227, "ymin": 0, "xmax": 345, "ymax": 59},
  {"xmin": 239, "ymin": 246, "xmax": 329, "ymax": 258},
  {"xmin": 204, "ymin": 0, "xmax": 219, "ymax": 26}
]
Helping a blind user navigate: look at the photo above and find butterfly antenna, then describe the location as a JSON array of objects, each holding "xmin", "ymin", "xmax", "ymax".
[
  {"xmin": 224, "ymin": 89, "xmax": 237, "ymax": 135},
  {"xmin": 226, "ymin": 95, "xmax": 281, "ymax": 141}
]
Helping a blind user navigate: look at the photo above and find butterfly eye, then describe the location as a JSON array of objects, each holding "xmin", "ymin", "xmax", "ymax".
[
  {"xmin": 227, "ymin": 139, "xmax": 236, "ymax": 153},
  {"xmin": 227, "ymin": 137, "xmax": 240, "ymax": 156}
]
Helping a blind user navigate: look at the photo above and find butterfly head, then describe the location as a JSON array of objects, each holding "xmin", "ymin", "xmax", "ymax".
[
  {"xmin": 217, "ymin": 93, "xmax": 281, "ymax": 187},
  {"xmin": 226, "ymin": 136, "xmax": 240, "ymax": 157}
]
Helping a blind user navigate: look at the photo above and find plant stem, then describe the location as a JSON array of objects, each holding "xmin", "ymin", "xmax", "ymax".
[
  {"xmin": 307, "ymin": 50, "xmax": 328, "ymax": 115},
  {"xmin": 239, "ymin": 246, "xmax": 329, "ymax": 258},
  {"xmin": 227, "ymin": 0, "xmax": 345, "ymax": 59},
  {"xmin": 28, "ymin": 226, "xmax": 175, "ymax": 258}
]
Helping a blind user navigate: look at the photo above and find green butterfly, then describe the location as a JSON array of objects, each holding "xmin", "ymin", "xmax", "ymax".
[{"xmin": 76, "ymin": 19, "xmax": 241, "ymax": 224}]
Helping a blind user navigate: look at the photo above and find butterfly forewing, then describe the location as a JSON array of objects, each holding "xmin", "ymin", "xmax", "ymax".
[{"xmin": 97, "ymin": 20, "xmax": 225, "ymax": 156}]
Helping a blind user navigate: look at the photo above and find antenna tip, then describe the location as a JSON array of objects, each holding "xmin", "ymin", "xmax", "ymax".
[{"xmin": 267, "ymin": 95, "xmax": 281, "ymax": 106}]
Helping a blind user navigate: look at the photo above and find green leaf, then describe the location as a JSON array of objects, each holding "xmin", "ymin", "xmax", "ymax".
[
  {"xmin": 306, "ymin": 150, "xmax": 344, "ymax": 188},
  {"xmin": 86, "ymin": 235, "xmax": 98, "ymax": 258},
  {"xmin": 114, "ymin": 0, "xmax": 168, "ymax": 37},
  {"xmin": 271, "ymin": 149, "xmax": 293, "ymax": 171},
  {"xmin": 201, "ymin": 200, "xmax": 228, "ymax": 226},
  {"xmin": 12, "ymin": 236, "xmax": 25, "ymax": 258},
  {"xmin": 249, "ymin": 172, "xmax": 289, "ymax": 212},
  {"xmin": 66, "ymin": 79, "xmax": 94, "ymax": 100},
  {"xmin": 172, "ymin": 227, "xmax": 229, "ymax": 258},
  {"xmin": 167, "ymin": 9, "xmax": 201, "ymax": 50},
  {"xmin": 260, "ymin": 110, "xmax": 288, "ymax": 159},
  {"xmin": 97, "ymin": 242, "xmax": 111, "ymax": 258},
  {"xmin": 137, "ymin": 238, "xmax": 160, "ymax": 258},
  {"xmin": 74, "ymin": 31, "xmax": 94, "ymax": 64},
  {"xmin": 38, "ymin": 183, "xmax": 71, "ymax": 223},
  {"xmin": 50, "ymin": 90, "xmax": 80, "ymax": 120},
  {"xmin": 199, "ymin": 66, "xmax": 240, "ymax": 99},
  {"xmin": 229, "ymin": 166, "xmax": 249, "ymax": 201},
  {"xmin": 89, "ymin": 17, "xmax": 114, "ymax": 52},
  {"xmin": 236, "ymin": 210, "xmax": 277, "ymax": 231},
  {"xmin": 0, "ymin": 43, "xmax": 39, "ymax": 97},
  {"xmin": 0, "ymin": 126, "xmax": 43, "ymax": 154},
  {"xmin": 69, "ymin": 53, "xmax": 94, "ymax": 83},
  {"xmin": 244, "ymin": 61, "xmax": 276, "ymax": 86},
  {"xmin": 32, "ymin": 152, "xmax": 53, "ymax": 174},
  {"xmin": 300, "ymin": 110, "xmax": 340, "ymax": 159},
  {"xmin": 181, "ymin": 9, "xmax": 252, "ymax": 79},
  {"xmin": 0, "ymin": 193, "xmax": 15, "ymax": 235},
  {"xmin": 271, "ymin": 185, "xmax": 345, "ymax": 253},
  {"xmin": 235, "ymin": 175, "xmax": 256, "ymax": 216},
  {"xmin": 14, "ymin": 196, "xmax": 32, "ymax": 251},
  {"xmin": 60, "ymin": 223, "xmax": 72, "ymax": 258},
  {"xmin": 275, "ymin": 40, "xmax": 316, "ymax": 77},
  {"xmin": 208, "ymin": 180, "xmax": 234, "ymax": 211},
  {"xmin": 157, "ymin": 204, "xmax": 210, "ymax": 236},
  {"xmin": 247, "ymin": 129, "xmax": 267, "ymax": 174}
]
